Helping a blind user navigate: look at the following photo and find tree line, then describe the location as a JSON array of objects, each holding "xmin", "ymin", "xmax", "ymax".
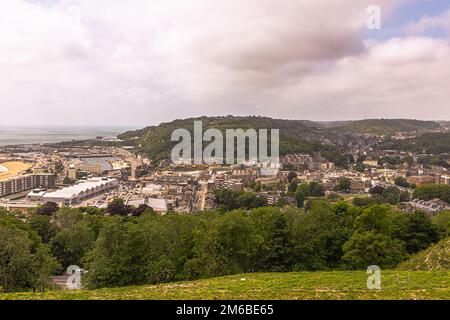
[{"xmin": 1, "ymin": 199, "xmax": 449, "ymax": 292}]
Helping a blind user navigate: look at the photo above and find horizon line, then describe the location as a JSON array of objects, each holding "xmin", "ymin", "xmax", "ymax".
[{"xmin": 1, "ymin": 116, "xmax": 449, "ymax": 129}]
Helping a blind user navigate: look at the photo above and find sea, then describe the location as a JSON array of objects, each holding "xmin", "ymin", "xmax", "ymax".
[{"xmin": 0, "ymin": 126, "xmax": 134, "ymax": 146}]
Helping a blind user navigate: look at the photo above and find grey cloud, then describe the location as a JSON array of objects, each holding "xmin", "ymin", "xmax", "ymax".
[{"xmin": 0, "ymin": 0, "xmax": 448, "ymax": 127}]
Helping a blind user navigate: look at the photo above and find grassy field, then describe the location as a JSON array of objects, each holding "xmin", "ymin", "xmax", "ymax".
[
  {"xmin": 0, "ymin": 161, "xmax": 33, "ymax": 180},
  {"xmin": 1, "ymin": 271, "xmax": 449, "ymax": 300}
]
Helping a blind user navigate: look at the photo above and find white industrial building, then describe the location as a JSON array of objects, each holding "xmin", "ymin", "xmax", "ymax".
[
  {"xmin": 27, "ymin": 177, "xmax": 118, "ymax": 206},
  {"xmin": 126, "ymin": 197, "xmax": 168, "ymax": 214},
  {"xmin": 147, "ymin": 198, "xmax": 168, "ymax": 213},
  {"xmin": 142, "ymin": 183, "xmax": 164, "ymax": 197}
]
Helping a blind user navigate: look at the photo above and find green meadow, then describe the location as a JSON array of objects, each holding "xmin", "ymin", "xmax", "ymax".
[{"xmin": 1, "ymin": 271, "xmax": 449, "ymax": 300}]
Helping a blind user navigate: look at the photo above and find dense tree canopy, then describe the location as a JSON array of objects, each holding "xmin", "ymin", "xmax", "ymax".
[
  {"xmin": 36, "ymin": 202, "xmax": 59, "ymax": 216},
  {"xmin": 413, "ymin": 184, "xmax": 450, "ymax": 204},
  {"xmin": 0, "ymin": 199, "xmax": 446, "ymax": 291},
  {"xmin": 214, "ymin": 189, "xmax": 267, "ymax": 211},
  {"xmin": 335, "ymin": 177, "xmax": 351, "ymax": 193},
  {"xmin": 0, "ymin": 212, "xmax": 59, "ymax": 292}
]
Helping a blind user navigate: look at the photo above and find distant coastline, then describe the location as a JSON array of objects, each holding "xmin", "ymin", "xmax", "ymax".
[{"xmin": 0, "ymin": 126, "xmax": 133, "ymax": 146}]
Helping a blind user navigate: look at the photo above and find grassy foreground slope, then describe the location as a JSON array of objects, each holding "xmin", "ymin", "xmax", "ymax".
[
  {"xmin": 1, "ymin": 271, "xmax": 449, "ymax": 300},
  {"xmin": 398, "ymin": 238, "xmax": 450, "ymax": 271}
]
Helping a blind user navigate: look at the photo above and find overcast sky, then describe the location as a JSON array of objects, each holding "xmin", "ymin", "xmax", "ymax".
[{"xmin": 1, "ymin": 0, "xmax": 449, "ymax": 127}]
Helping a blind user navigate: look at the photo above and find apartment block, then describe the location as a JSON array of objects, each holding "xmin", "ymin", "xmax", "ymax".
[{"xmin": 0, "ymin": 174, "xmax": 56, "ymax": 197}]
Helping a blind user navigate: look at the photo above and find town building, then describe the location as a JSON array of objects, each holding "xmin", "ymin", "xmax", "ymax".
[
  {"xmin": 219, "ymin": 179, "xmax": 244, "ymax": 191},
  {"xmin": 436, "ymin": 175, "xmax": 450, "ymax": 186},
  {"xmin": 407, "ymin": 175, "xmax": 436, "ymax": 186},
  {"xmin": 280, "ymin": 154, "xmax": 312, "ymax": 170},
  {"xmin": 350, "ymin": 180, "xmax": 366, "ymax": 193},
  {"xmin": 0, "ymin": 174, "xmax": 56, "ymax": 197},
  {"xmin": 257, "ymin": 193, "xmax": 282, "ymax": 206},
  {"xmin": 68, "ymin": 167, "xmax": 77, "ymax": 180},
  {"xmin": 27, "ymin": 177, "xmax": 118, "ymax": 206},
  {"xmin": 147, "ymin": 198, "xmax": 168, "ymax": 214},
  {"xmin": 363, "ymin": 160, "xmax": 379, "ymax": 167},
  {"xmin": 0, "ymin": 200, "xmax": 39, "ymax": 212},
  {"xmin": 125, "ymin": 198, "xmax": 168, "ymax": 214},
  {"xmin": 142, "ymin": 183, "xmax": 164, "ymax": 197}
]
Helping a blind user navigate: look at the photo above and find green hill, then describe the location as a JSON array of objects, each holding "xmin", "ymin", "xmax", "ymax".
[
  {"xmin": 117, "ymin": 117, "xmax": 444, "ymax": 164},
  {"xmin": 381, "ymin": 132, "xmax": 450, "ymax": 154},
  {"xmin": 397, "ymin": 238, "xmax": 450, "ymax": 271},
  {"xmin": 337, "ymin": 119, "xmax": 440, "ymax": 136},
  {"xmin": 1, "ymin": 271, "xmax": 449, "ymax": 300},
  {"xmin": 119, "ymin": 116, "xmax": 341, "ymax": 164}
]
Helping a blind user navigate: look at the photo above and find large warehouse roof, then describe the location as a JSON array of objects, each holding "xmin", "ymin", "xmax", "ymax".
[
  {"xmin": 42, "ymin": 178, "xmax": 117, "ymax": 199},
  {"xmin": 147, "ymin": 198, "xmax": 168, "ymax": 212}
]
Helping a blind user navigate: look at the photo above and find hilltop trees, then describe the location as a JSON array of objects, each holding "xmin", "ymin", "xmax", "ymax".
[
  {"xmin": 342, "ymin": 231, "xmax": 407, "ymax": 269},
  {"xmin": 214, "ymin": 189, "xmax": 267, "ymax": 211},
  {"xmin": 413, "ymin": 184, "xmax": 450, "ymax": 204},
  {"xmin": 308, "ymin": 182, "xmax": 325, "ymax": 197},
  {"xmin": 106, "ymin": 198, "xmax": 132, "ymax": 216},
  {"xmin": 335, "ymin": 177, "xmax": 351, "ymax": 193},
  {"xmin": 264, "ymin": 214, "xmax": 291, "ymax": 272},
  {"xmin": 295, "ymin": 191, "xmax": 306, "ymax": 208},
  {"xmin": 395, "ymin": 177, "xmax": 410, "ymax": 188},
  {"xmin": 83, "ymin": 217, "xmax": 137, "ymax": 288},
  {"xmin": 292, "ymin": 202, "xmax": 353, "ymax": 270},
  {"xmin": 287, "ymin": 172, "xmax": 297, "ymax": 183},
  {"xmin": 370, "ymin": 185, "xmax": 385, "ymax": 195},
  {"xmin": 63, "ymin": 176, "xmax": 75, "ymax": 185},
  {"xmin": 214, "ymin": 210, "xmax": 261, "ymax": 273},
  {"xmin": 352, "ymin": 196, "xmax": 377, "ymax": 207},
  {"xmin": 132, "ymin": 204, "xmax": 154, "ymax": 217},
  {"xmin": 433, "ymin": 211, "xmax": 450, "ymax": 237},
  {"xmin": 382, "ymin": 186, "xmax": 402, "ymax": 205},
  {"xmin": 36, "ymin": 202, "xmax": 59, "ymax": 216},
  {"xmin": 342, "ymin": 205, "xmax": 408, "ymax": 269},
  {"xmin": 293, "ymin": 182, "xmax": 326, "ymax": 208},
  {"xmin": 341, "ymin": 205, "xmax": 439, "ymax": 268},
  {"xmin": 353, "ymin": 186, "xmax": 409, "ymax": 206},
  {"xmin": 393, "ymin": 211, "xmax": 439, "ymax": 254},
  {"xmin": 0, "ymin": 199, "xmax": 447, "ymax": 292},
  {"xmin": 0, "ymin": 213, "xmax": 59, "ymax": 292},
  {"xmin": 287, "ymin": 178, "xmax": 299, "ymax": 193},
  {"xmin": 237, "ymin": 192, "xmax": 268, "ymax": 210},
  {"xmin": 29, "ymin": 215, "xmax": 58, "ymax": 244},
  {"xmin": 296, "ymin": 183, "xmax": 310, "ymax": 197},
  {"xmin": 30, "ymin": 245, "xmax": 60, "ymax": 292},
  {"xmin": 50, "ymin": 221, "xmax": 97, "ymax": 270},
  {"xmin": 0, "ymin": 225, "xmax": 35, "ymax": 292},
  {"xmin": 215, "ymin": 189, "xmax": 241, "ymax": 211}
]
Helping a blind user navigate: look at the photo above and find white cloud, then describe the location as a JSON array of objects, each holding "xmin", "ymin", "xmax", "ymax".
[
  {"xmin": 406, "ymin": 8, "xmax": 450, "ymax": 36},
  {"xmin": 0, "ymin": 0, "xmax": 448, "ymax": 126}
]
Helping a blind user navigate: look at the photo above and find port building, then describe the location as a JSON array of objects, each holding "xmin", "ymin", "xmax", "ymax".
[{"xmin": 27, "ymin": 177, "xmax": 118, "ymax": 206}]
